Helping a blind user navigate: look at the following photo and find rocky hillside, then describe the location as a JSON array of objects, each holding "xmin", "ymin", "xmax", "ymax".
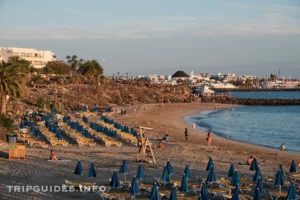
[{"xmin": 7, "ymin": 80, "xmax": 192, "ymax": 114}]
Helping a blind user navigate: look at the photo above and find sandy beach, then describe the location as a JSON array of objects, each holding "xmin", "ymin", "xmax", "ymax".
[{"xmin": 0, "ymin": 103, "xmax": 299, "ymax": 200}]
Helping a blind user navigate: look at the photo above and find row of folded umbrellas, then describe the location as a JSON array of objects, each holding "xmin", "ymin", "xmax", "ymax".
[
  {"xmin": 72, "ymin": 158, "xmax": 298, "ymax": 200},
  {"xmin": 74, "ymin": 106, "xmax": 111, "ymax": 112},
  {"xmin": 45, "ymin": 120, "xmax": 64, "ymax": 140},
  {"xmin": 100, "ymin": 115, "xmax": 138, "ymax": 137}
]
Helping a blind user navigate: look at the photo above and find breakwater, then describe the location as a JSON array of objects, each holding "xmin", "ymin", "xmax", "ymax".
[
  {"xmin": 213, "ymin": 88, "xmax": 300, "ymax": 92},
  {"xmin": 201, "ymin": 96, "xmax": 300, "ymax": 106}
]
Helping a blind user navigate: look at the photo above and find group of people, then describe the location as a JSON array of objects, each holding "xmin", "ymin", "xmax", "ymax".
[
  {"xmin": 157, "ymin": 134, "xmax": 174, "ymax": 149},
  {"xmin": 184, "ymin": 125, "xmax": 213, "ymax": 146}
]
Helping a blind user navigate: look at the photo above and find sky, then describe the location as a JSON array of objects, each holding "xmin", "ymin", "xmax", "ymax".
[{"xmin": 0, "ymin": 0, "xmax": 300, "ymax": 78}]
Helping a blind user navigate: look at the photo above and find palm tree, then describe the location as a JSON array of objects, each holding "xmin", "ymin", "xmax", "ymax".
[
  {"xmin": 0, "ymin": 61, "xmax": 28, "ymax": 115},
  {"xmin": 66, "ymin": 55, "xmax": 80, "ymax": 82},
  {"xmin": 8, "ymin": 56, "xmax": 31, "ymax": 73}
]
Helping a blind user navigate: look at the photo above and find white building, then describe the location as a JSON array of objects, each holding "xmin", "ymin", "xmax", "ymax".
[
  {"xmin": 210, "ymin": 83, "xmax": 237, "ymax": 89},
  {"xmin": 0, "ymin": 47, "xmax": 56, "ymax": 68}
]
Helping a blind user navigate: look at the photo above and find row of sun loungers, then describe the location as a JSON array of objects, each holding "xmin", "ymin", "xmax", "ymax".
[
  {"xmin": 79, "ymin": 121, "xmax": 122, "ymax": 147},
  {"xmin": 58, "ymin": 122, "xmax": 96, "ymax": 147},
  {"xmin": 39, "ymin": 125, "xmax": 68, "ymax": 146},
  {"xmin": 97, "ymin": 121, "xmax": 138, "ymax": 146},
  {"xmin": 16, "ymin": 131, "xmax": 48, "ymax": 147}
]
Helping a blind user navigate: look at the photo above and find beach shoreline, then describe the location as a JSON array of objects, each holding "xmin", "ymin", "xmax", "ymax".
[
  {"xmin": 0, "ymin": 102, "xmax": 299, "ymax": 199},
  {"xmin": 183, "ymin": 106, "xmax": 298, "ymax": 153}
]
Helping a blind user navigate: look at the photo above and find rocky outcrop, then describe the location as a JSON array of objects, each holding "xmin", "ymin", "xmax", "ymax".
[{"xmin": 201, "ymin": 96, "xmax": 300, "ymax": 106}]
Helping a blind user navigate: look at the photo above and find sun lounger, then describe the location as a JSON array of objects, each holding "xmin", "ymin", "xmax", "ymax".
[
  {"xmin": 58, "ymin": 122, "xmax": 96, "ymax": 146},
  {"xmin": 153, "ymin": 177, "xmax": 172, "ymax": 186},
  {"xmin": 220, "ymin": 178, "xmax": 252, "ymax": 194},
  {"xmin": 138, "ymin": 183, "xmax": 153, "ymax": 192},
  {"xmin": 208, "ymin": 188, "xmax": 231, "ymax": 199},
  {"xmin": 76, "ymin": 138, "xmax": 96, "ymax": 147},
  {"xmin": 27, "ymin": 138, "xmax": 48, "ymax": 147},
  {"xmin": 222, "ymin": 193, "xmax": 253, "ymax": 200},
  {"xmin": 49, "ymin": 139, "xmax": 68, "ymax": 146},
  {"xmin": 240, "ymin": 178, "xmax": 253, "ymax": 187},
  {"xmin": 63, "ymin": 180, "xmax": 96, "ymax": 192},
  {"xmin": 268, "ymin": 191, "xmax": 289, "ymax": 200},
  {"xmin": 263, "ymin": 176, "xmax": 289, "ymax": 188}
]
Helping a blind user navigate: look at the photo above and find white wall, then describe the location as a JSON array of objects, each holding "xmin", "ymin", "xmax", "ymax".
[{"xmin": 0, "ymin": 47, "xmax": 56, "ymax": 68}]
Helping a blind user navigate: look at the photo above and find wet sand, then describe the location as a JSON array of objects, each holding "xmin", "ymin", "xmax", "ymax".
[{"xmin": 0, "ymin": 103, "xmax": 299, "ymax": 200}]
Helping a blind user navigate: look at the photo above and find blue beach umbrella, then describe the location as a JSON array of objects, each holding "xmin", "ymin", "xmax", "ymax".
[
  {"xmin": 34, "ymin": 129, "xmax": 39, "ymax": 138},
  {"xmin": 179, "ymin": 175, "xmax": 188, "ymax": 192},
  {"xmin": 250, "ymin": 158, "xmax": 259, "ymax": 171},
  {"xmin": 200, "ymin": 183, "xmax": 210, "ymax": 200},
  {"xmin": 30, "ymin": 124, "xmax": 35, "ymax": 133},
  {"xmin": 19, "ymin": 121, "xmax": 25, "ymax": 129},
  {"xmin": 274, "ymin": 169, "xmax": 284, "ymax": 193},
  {"xmin": 55, "ymin": 130, "xmax": 63, "ymax": 140},
  {"xmin": 279, "ymin": 164, "xmax": 285, "ymax": 179},
  {"xmin": 166, "ymin": 160, "xmax": 174, "ymax": 174},
  {"xmin": 253, "ymin": 167, "xmax": 262, "ymax": 183},
  {"xmin": 24, "ymin": 120, "xmax": 29, "ymax": 126},
  {"xmin": 88, "ymin": 162, "xmax": 97, "ymax": 177},
  {"xmin": 169, "ymin": 186, "xmax": 178, "ymax": 200},
  {"xmin": 232, "ymin": 186, "xmax": 240, "ymax": 200},
  {"xmin": 162, "ymin": 166, "xmax": 170, "ymax": 183},
  {"xmin": 32, "ymin": 112, "xmax": 36, "ymax": 118},
  {"xmin": 110, "ymin": 170, "xmax": 121, "ymax": 188},
  {"xmin": 256, "ymin": 177, "xmax": 264, "ymax": 195},
  {"xmin": 128, "ymin": 176, "xmax": 140, "ymax": 198},
  {"xmin": 206, "ymin": 157, "xmax": 214, "ymax": 171},
  {"xmin": 84, "ymin": 129, "xmax": 89, "ymax": 138},
  {"xmin": 149, "ymin": 183, "xmax": 160, "ymax": 200},
  {"xmin": 286, "ymin": 182, "xmax": 297, "ymax": 200},
  {"xmin": 119, "ymin": 159, "xmax": 129, "ymax": 182},
  {"xmin": 228, "ymin": 163, "xmax": 235, "ymax": 178},
  {"xmin": 74, "ymin": 160, "xmax": 83, "ymax": 176},
  {"xmin": 184, "ymin": 164, "xmax": 190, "ymax": 179},
  {"xmin": 206, "ymin": 166, "xmax": 216, "ymax": 183},
  {"xmin": 136, "ymin": 164, "xmax": 145, "ymax": 181},
  {"xmin": 290, "ymin": 160, "xmax": 297, "ymax": 173},
  {"xmin": 231, "ymin": 171, "xmax": 241, "ymax": 187},
  {"xmin": 253, "ymin": 188, "xmax": 261, "ymax": 200}
]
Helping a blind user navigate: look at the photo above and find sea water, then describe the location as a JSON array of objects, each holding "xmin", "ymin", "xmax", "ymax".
[
  {"xmin": 229, "ymin": 91, "xmax": 300, "ymax": 99},
  {"xmin": 185, "ymin": 105, "xmax": 300, "ymax": 153}
]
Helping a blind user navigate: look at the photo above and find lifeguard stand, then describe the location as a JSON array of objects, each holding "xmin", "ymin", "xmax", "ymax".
[{"xmin": 136, "ymin": 126, "xmax": 156, "ymax": 164}]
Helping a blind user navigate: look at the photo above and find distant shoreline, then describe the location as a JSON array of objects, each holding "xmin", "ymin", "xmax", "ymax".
[{"xmin": 213, "ymin": 88, "xmax": 300, "ymax": 92}]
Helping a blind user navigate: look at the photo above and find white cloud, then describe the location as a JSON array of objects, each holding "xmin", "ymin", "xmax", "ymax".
[{"xmin": 0, "ymin": 4, "xmax": 300, "ymax": 41}]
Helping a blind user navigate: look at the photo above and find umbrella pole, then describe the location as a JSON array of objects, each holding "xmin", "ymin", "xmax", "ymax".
[
  {"xmin": 279, "ymin": 186, "xmax": 281, "ymax": 194},
  {"xmin": 125, "ymin": 174, "xmax": 127, "ymax": 183}
]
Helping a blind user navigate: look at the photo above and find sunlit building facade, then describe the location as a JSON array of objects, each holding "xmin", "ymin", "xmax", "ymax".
[{"xmin": 0, "ymin": 47, "xmax": 56, "ymax": 68}]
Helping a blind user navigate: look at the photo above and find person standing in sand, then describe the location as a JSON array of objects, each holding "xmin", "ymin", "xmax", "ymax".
[
  {"xmin": 192, "ymin": 123, "xmax": 196, "ymax": 130},
  {"xmin": 280, "ymin": 143, "xmax": 286, "ymax": 151},
  {"xmin": 184, "ymin": 128, "xmax": 188, "ymax": 141},
  {"xmin": 206, "ymin": 132, "xmax": 212, "ymax": 146}
]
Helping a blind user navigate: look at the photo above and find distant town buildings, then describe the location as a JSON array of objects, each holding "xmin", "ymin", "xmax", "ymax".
[{"xmin": 0, "ymin": 47, "xmax": 56, "ymax": 68}]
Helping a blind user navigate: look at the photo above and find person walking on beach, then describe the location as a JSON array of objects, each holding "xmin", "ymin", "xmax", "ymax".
[
  {"xmin": 184, "ymin": 128, "xmax": 188, "ymax": 141},
  {"xmin": 192, "ymin": 123, "xmax": 196, "ymax": 130},
  {"xmin": 206, "ymin": 132, "xmax": 212, "ymax": 146},
  {"xmin": 280, "ymin": 143, "xmax": 286, "ymax": 151}
]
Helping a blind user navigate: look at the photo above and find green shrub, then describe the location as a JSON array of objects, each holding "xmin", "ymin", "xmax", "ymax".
[{"xmin": 0, "ymin": 115, "xmax": 14, "ymax": 133}]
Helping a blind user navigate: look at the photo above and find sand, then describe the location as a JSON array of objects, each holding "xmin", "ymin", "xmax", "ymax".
[{"xmin": 0, "ymin": 103, "xmax": 299, "ymax": 200}]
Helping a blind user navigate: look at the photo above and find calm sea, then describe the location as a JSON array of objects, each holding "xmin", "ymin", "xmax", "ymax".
[
  {"xmin": 185, "ymin": 92, "xmax": 300, "ymax": 153},
  {"xmin": 229, "ymin": 91, "xmax": 300, "ymax": 99}
]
